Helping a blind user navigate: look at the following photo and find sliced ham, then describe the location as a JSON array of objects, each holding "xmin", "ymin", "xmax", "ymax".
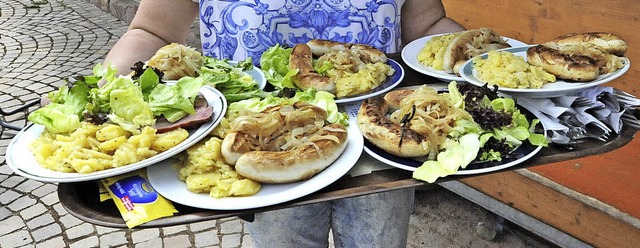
[{"xmin": 154, "ymin": 96, "xmax": 214, "ymax": 133}]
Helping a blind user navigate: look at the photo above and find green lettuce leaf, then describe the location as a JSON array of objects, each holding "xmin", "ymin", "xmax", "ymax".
[
  {"xmin": 260, "ymin": 44, "xmax": 297, "ymax": 89},
  {"xmin": 148, "ymin": 77, "xmax": 205, "ymax": 122},
  {"xmin": 27, "ymin": 103, "xmax": 82, "ymax": 133},
  {"xmin": 28, "ymin": 77, "xmax": 92, "ymax": 133},
  {"xmin": 413, "ymin": 134, "xmax": 480, "ymax": 183},
  {"xmin": 108, "ymin": 86, "xmax": 155, "ymax": 134},
  {"xmin": 199, "ymin": 57, "xmax": 267, "ymax": 102}
]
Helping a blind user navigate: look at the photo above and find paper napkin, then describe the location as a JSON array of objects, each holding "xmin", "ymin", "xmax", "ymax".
[{"xmin": 515, "ymin": 86, "xmax": 637, "ymax": 144}]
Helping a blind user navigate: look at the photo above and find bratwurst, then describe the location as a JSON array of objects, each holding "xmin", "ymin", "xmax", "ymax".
[
  {"xmin": 526, "ymin": 32, "xmax": 627, "ymax": 81},
  {"xmin": 221, "ymin": 102, "xmax": 348, "ymax": 183},
  {"xmin": 289, "ymin": 39, "xmax": 389, "ymax": 95},
  {"xmin": 357, "ymin": 86, "xmax": 472, "ymax": 159}
]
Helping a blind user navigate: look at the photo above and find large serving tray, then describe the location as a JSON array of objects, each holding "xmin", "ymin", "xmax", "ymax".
[{"xmin": 56, "ymin": 53, "xmax": 640, "ymax": 228}]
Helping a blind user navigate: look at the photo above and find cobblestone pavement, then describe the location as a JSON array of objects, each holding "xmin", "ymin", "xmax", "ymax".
[
  {"xmin": 0, "ymin": 1, "xmax": 555, "ymax": 247},
  {"xmin": 0, "ymin": 1, "xmax": 252, "ymax": 247}
]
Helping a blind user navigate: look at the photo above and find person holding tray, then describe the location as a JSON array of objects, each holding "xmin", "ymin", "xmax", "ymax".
[{"xmin": 102, "ymin": 0, "xmax": 464, "ymax": 247}]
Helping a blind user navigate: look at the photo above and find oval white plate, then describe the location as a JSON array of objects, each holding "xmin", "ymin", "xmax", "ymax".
[
  {"xmin": 165, "ymin": 61, "xmax": 267, "ymax": 90},
  {"xmin": 459, "ymin": 46, "xmax": 631, "ymax": 98},
  {"xmin": 6, "ymin": 86, "xmax": 227, "ymax": 183},
  {"xmin": 401, "ymin": 33, "xmax": 529, "ymax": 82},
  {"xmin": 361, "ymin": 84, "xmax": 546, "ymax": 175},
  {"xmin": 147, "ymin": 122, "xmax": 364, "ymax": 210},
  {"xmin": 334, "ymin": 59, "xmax": 405, "ymax": 104}
]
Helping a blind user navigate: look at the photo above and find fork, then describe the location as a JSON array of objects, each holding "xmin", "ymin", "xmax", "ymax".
[
  {"xmin": 566, "ymin": 125, "xmax": 610, "ymax": 142},
  {"xmin": 621, "ymin": 111, "xmax": 640, "ymax": 129},
  {"xmin": 573, "ymin": 97, "xmax": 592, "ymax": 106},
  {"xmin": 612, "ymin": 89, "xmax": 640, "ymax": 106}
]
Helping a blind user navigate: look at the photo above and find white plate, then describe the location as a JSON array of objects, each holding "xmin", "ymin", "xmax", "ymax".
[
  {"xmin": 401, "ymin": 34, "xmax": 529, "ymax": 82},
  {"xmin": 147, "ymin": 122, "xmax": 364, "ymax": 210},
  {"xmin": 361, "ymin": 85, "xmax": 545, "ymax": 175},
  {"xmin": 6, "ymin": 86, "xmax": 227, "ymax": 183},
  {"xmin": 459, "ymin": 46, "xmax": 631, "ymax": 98},
  {"xmin": 335, "ymin": 59, "xmax": 404, "ymax": 104},
  {"xmin": 165, "ymin": 61, "xmax": 267, "ymax": 90}
]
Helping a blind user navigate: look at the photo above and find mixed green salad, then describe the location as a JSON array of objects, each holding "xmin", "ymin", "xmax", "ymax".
[
  {"xmin": 29, "ymin": 53, "xmax": 345, "ymax": 136},
  {"xmin": 178, "ymin": 57, "xmax": 269, "ymax": 102},
  {"xmin": 29, "ymin": 64, "xmax": 204, "ymax": 134},
  {"xmin": 412, "ymin": 82, "xmax": 548, "ymax": 183}
]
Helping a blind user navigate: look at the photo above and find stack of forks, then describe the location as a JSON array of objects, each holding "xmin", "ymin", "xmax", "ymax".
[{"xmin": 517, "ymin": 86, "xmax": 640, "ymax": 146}]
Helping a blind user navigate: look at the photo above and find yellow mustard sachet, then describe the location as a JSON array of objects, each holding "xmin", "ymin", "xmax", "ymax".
[
  {"xmin": 101, "ymin": 169, "xmax": 178, "ymax": 228},
  {"xmin": 98, "ymin": 183, "xmax": 112, "ymax": 202}
]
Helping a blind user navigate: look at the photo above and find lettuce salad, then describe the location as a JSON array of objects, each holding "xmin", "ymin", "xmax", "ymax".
[
  {"xmin": 412, "ymin": 82, "xmax": 548, "ymax": 183},
  {"xmin": 29, "ymin": 64, "xmax": 204, "ymax": 134}
]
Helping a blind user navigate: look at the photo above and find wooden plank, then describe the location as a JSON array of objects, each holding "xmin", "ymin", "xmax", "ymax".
[
  {"xmin": 442, "ymin": 0, "xmax": 640, "ymax": 94},
  {"xmin": 528, "ymin": 136, "xmax": 640, "ymax": 218},
  {"xmin": 459, "ymin": 171, "xmax": 640, "ymax": 248}
]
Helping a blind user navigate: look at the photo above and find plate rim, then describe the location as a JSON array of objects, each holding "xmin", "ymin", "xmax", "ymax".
[
  {"xmin": 147, "ymin": 121, "xmax": 364, "ymax": 210},
  {"xmin": 228, "ymin": 60, "xmax": 268, "ymax": 90},
  {"xmin": 360, "ymin": 84, "xmax": 546, "ymax": 175},
  {"xmin": 334, "ymin": 58, "xmax": 405, "ymax": 104},
  {"xmin": 459, "ymin": 45, "xmax": 632, "ymax": 97},
  {"xmin": 6, "ymin": 85, "xmax": 228, "ymax": 183},
  {"xmin": 401, "ymin": 33, "xmax": 529, "ymax": 82}
]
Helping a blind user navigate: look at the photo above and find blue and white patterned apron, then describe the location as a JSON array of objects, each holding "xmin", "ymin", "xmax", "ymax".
[{"xmin": 198, "ymin": 0, "xmax": 404, "ymax": 65}]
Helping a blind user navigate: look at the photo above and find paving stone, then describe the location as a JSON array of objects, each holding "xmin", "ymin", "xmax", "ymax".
[
  {"xmin": 221, "ymin": 233, "xmax": 241, "ymax": 248},
  {"xmin": 242, "ymin": 221, "xmax": 249, "ymax": 234},
  {"xmin": 26, "ymin": 213, "xmax": 55, "ymax": 229},
  {"xmin": 136, "ymin": 237, "xmax": 163, "ymax": 248},
  {"xmin": 95, "ymin": 225, "xmax": 120, "ymax": 235},
  {"xmin": 31, "ymin": 183, "xmax": 58, "ymax": 198},
  {"xmin": 69, "ymin": 235, "xmax": 99, "ymax": 248},
  {"xmin": 51, "ymin": 203, "xmax": 68, "ymax": 217},
  {"xmin": 163, "ymin": 234, "xmax": 193, "ymax": 248},
  {"xmin": 0, "ymin": 230, "xmax": 33, "ymax": 247},
  {"xmin": 194, "ymin": 229, "xmax": 220, "ymax": 247},
  {"xmin": 20, "ymin": 202, "xmax": 48, "ymax": 220},
  {"xmin": 0, "ymin": 216, "xmax": 25, "ymax": 236},
  {"xmin": 219, "ymin": 218, "xmax": 242, "ymax": 234},
  {"xmin": 0, "ymin": 206, "xmax": 12, "ymax": 221},
  {"xmin": 1, "ymin": 175, "xmax": 25, "ymax": 188},
  {"xmin": 7, "ymin": 194, "xmax": 37, "ymax": 212},
  {"xmin": 59, "ymin": 214, "xmax": 83, "ymax": 229},
  {"xmin": 40, "ymin": 193, "xmax": 59, "ymax": 206},
  {"xmin": 242, "ymin": 235, "xmax": 254, "ymax": 248},
  {"xmin": 189, "ymin": 219, "xmax": 217, "ymax": 232},
  {"xmin": 99, "ymin": 231, "xmax": 128, "ymax": 247},
  {"xmin": 31, "ymin": 223, "xmax": 62, "ymax": 242},
  {"xmin": 0, "ymin": 189, "xmax": 20, "ymax": 205},
  {"xmin": 66, "ymin": 222, "xmax": 95, "ymax": 240},
  {"xmin": 162, "ymin": 225, "xmax": 187, "ymax": 236},
  {"xmin": 35, "ymin": 236, "xmax": 66, "ymax": 248},
  {"xmin": 131, "ymin": 228, "xmax": 159, "ymax": 243}
]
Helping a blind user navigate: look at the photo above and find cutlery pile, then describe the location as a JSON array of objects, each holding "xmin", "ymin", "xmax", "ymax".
[{"xmin": 516, "ymin": 86, "xmax": 640, "ymax": 146}]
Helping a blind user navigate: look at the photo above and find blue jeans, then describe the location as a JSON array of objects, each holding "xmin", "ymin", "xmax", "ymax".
[{"xmin": 247, "ymin": 188, "xmax": 415, "ymax": 248}]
